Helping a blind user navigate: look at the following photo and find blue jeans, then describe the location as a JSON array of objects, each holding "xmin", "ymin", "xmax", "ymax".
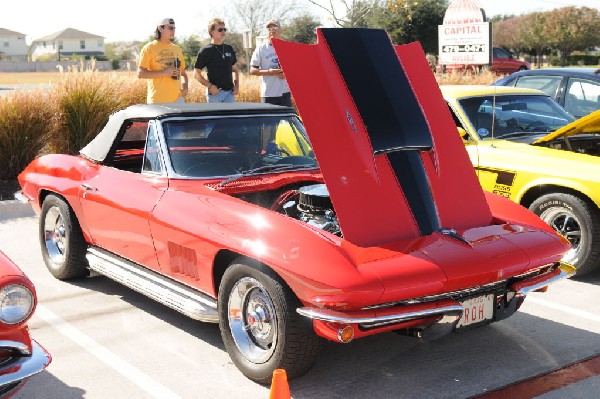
[{"xmin": 207, "ymin": 89, "xmax": 234, "ymax": 103}]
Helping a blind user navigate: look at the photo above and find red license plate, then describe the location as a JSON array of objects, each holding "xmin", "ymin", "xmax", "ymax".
[{"xmin": 456, "ymin": 293, "xmax": 494, "ymax": 328}]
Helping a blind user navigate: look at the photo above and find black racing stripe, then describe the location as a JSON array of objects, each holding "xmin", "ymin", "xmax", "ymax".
[
  {"xmin": 387, "ymin": 151, "xmax": 439, "ymax": 235},
  {"xmin": 321, "ymin": 28, "xmax": 432, "ymax": 153}
]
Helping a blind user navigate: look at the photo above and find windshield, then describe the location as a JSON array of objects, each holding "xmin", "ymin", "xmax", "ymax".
[
  {"xmin": 161, "ymin": 115, "xmax": 317, "ymax": 178},
  {"xmin": 458, "ymin": 95, "xmax": 575, "ymax": 141}
]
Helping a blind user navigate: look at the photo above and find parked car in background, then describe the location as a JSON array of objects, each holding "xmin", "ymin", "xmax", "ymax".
[
  {"xmin": 440, "ymin": 47, "xmax": 530, "ymax": 74},
  {"xmin": 441, "ymin": 85, "xmax": 600, "ymax": 275},
  {"xmin": 493, "ymin": 68, "xmax": 600, "ymax": 118},
  {"xmin": 17, "ymin": 29, "xmax": 573, "ymax": 383},
  {"xmin": 0, "ymin": 250, "xmax": 51, "ymax": 398}
]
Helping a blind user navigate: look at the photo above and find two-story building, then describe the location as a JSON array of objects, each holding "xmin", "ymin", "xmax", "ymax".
[
  {"xmin": 30, "ymin": 28, "xmax": 104, "ymax": 61},
  {"xmin": 0, "ymin": 28, "xmax": 28, "ymax": 61}
]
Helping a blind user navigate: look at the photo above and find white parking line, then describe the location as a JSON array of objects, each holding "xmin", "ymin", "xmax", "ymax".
[
  {"xmin": 35, "ymin": 305, "xmax": 182, "ymax": 399},
  {"xmin": 526, "ymin": 296, "xmax": 600, "ymax": 323}
]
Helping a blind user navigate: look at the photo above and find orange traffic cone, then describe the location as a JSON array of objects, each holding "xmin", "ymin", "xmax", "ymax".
[{"xmin": 269, "ymin": 369, "xmax": 291, "ymax": 399}]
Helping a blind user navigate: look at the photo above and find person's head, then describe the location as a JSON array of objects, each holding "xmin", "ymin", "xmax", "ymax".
[
  {"xmin": 155, "ymin": 18, "xmax": 176, "ymax": 42},
  {"xmin": 265, "ymin": 20, "xmax": 282, "ymax": 42},
  {"xmin": 208, "ymin": 18, "xmax": 227, "ymax": 42}
]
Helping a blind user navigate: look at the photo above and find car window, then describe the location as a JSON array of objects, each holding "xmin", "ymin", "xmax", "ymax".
[
  {"xmin": 162, "ymin": 115, "xmax": 316, "ymax": 178},
  {"xmin": 458, "ymin": 95, "xmax": 574, "ymax": 140},
  {"xmin": 513, "ymin": 76, "xmax": 562, "ymax": 98},
  {"xmin": 142, "ymin": 123, "xmax": 163, "ymax": 174},
  {"xmin": 493, "ymin": 48, "xmax": 510, "ymax": 59},
  {"xmin": 108, "ymin": 121, "xmax": 149, "ymax": 173},
  {"xmin": 565, "ymin": 78, "xmax": 600, "ymax": 117}
]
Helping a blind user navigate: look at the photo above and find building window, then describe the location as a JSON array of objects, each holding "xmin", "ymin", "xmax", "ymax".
[
  {"xmin": 80, "ymin": 40, "xmax": 85, "ymax": 49},
  {"xmin": 59, "ymin": 40, "xmax": 63, "ymax": 50},
  {"xmin": 2, "ymin": 38, "xmax": 8, "ymax": 47},
  {"xmin": 98, "ymin": 39, "xmax": 103, "ymax": 47},
  {"xmin": 43, "ymin": 41, "xmax": 46, "ymax": 48}
]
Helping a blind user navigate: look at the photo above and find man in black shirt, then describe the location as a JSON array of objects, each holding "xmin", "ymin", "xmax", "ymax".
[{"xmin": 193, "ymin": 18, "xmax": 239, "ymax": 103}]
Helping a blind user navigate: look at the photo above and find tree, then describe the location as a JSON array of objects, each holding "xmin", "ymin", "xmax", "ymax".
[
  {"xmin": 519, "ymin": 13, "xmax": 549, "ymax": 68},
  {"xmin": 230, "ymin": 0, "xmax": 299, "ymax": 37},
  {"xmin": 179, "ymin": 35, "xmax": 204, "ymax": 68},
  {"xmin": 306, "ymin": 0, "xmax": 380, "ymax": 27},
  {"xmin": 492, "ymin": 17, "xmax": 523, "ymax": 52},
  {"xmin": 283, "ymin": 13, "xmax": 321, "ymax": 43},
  {"xmin": 383, "ymin": 0, "xmax": 448, "ymax": 54},
  {"xmin": 544, "ymin": 6, "xmax": 600, "ymax": 66}
]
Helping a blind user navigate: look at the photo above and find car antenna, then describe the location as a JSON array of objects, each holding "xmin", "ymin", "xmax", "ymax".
[{"xmin": 491, "ymin": 85, "xmax": 497, "ymax": 147}]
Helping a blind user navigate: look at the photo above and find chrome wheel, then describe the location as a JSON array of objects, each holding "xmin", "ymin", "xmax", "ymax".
[
  {"xmin": 43, "ymin": 205, "xmax": 67, "ymax": 266},
  {"xmin": 39, "ymin": 194, "xmax": 88, "ymax": 280},
  {"xmin": 539, "ymin": 207, "xmax": 582, "ymax": 264},
  {"xmin": 227, "ymin": 277, "xmax": 277, "ymax": 364}
]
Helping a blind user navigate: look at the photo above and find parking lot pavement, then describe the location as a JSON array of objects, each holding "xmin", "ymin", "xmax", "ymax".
[{"xmin": 1, "ymin": 202, "xmax": 599, "ymax": 398}]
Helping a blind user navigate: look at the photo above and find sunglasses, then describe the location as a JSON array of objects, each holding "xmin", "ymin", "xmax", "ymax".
[
  {"xmin": 216, "ymin": 27, "xmax": 227, "ymax": 32},
  {"xmin": 162, "ymin": 25, "xmax": 176, "ymax": 31},
  {"xmin": 267, "ymin": 26, "xmax": 280, "ymax": 31}
]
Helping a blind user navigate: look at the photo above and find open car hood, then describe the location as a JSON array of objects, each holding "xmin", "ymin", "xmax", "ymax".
[
  {"xmin": 533, "ymin": 108, "xmax": 600, "ymax": 144},
  {"xmin": 273, "ymin": 29, "xmax": 493, "ymax": 247}
]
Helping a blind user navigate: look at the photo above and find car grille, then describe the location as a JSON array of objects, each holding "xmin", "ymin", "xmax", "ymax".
[{"xmin": 363, "ymin": 264, "xmax": 554, "ymax": 310}]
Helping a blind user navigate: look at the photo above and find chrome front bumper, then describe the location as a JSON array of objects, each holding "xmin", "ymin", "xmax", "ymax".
[
  {"xmin": 297, "ymin": 262, "xmax": 575, "ymax": 339},
  {"xmin": 0, "ymin": 340, "xmax": 52, "ymax": 389},
  {"xmin": 13, "ymin": 191, "xmax": 28, "ymax": 204}
]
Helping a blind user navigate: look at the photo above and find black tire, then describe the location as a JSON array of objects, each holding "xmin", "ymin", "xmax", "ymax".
[
  {"xmin": 529, "ymin": 193, "xmax": 600, "ymax": 275},
  {"xmin": 39, "ymin": 194, "xmax": 89, "ymax": 279},
  {"xmin": 218, "ymin": 260, "xmax": 321, "ymax": 383}
]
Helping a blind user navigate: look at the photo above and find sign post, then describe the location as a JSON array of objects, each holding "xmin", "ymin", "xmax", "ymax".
[{"xmin": 242, "ymin": 30, "xmax": 253, "ymax": 72}]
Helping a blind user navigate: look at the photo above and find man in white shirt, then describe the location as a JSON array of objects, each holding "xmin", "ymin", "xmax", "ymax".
[{"xmin": 249, "ymin": 20, "xmax": 292, "ymax": 107}]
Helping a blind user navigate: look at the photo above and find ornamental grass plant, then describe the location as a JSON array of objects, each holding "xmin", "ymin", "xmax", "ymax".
[
  {"xmin": 0, "ymin": 91, "xmax": 58, "ymax": 180},
  {"xmin": 54, "ymin": 63, "xmax": 146, "ymax": 154}
]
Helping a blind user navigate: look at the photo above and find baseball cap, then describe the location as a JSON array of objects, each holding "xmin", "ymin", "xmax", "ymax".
[
  {"xmin": 158, "ymin": 18, "xmax": 175, "ymax": 26},
  {"xmin": 265, "ymin": 19, "xmax": 280, "ymax": 28}
]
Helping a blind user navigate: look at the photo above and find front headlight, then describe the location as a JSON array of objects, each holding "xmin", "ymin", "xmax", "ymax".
[{"xmin": 0, "ymin": 284, "xmax": 35, "ymax": 324}]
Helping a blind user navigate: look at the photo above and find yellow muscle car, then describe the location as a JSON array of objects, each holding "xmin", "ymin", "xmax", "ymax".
[{"xmin": 442, "ymin": 85, "xmax": 600, "ymax": 275}]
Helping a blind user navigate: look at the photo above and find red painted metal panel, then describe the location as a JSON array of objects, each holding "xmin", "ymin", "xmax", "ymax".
[
  {"xmin": 394, "ymin": 42, "xmax": 493, "ymax": 230},
  {"xmin": 274, "ymin": 30, "xmax": 492, "ymax": 247}
]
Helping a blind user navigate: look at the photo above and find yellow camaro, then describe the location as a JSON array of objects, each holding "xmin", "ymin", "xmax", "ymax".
[{"xmin": 442, "ymin": 85, "xmax": 600, "ymax": 275}]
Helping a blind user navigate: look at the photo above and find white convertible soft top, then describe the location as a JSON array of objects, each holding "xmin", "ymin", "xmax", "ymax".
[{"xmin": 79, "ymin": 103, "xmax": 293, "ymax": 162}]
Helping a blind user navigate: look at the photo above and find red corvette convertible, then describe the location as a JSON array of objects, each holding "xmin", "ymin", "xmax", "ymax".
[
  {"xmin": 17, "ymin": 29, "xmax": 573, "ymax": 382},
  {"xmin": 0, "ymin": 250, "xmax": 51, "ymax": 397}
]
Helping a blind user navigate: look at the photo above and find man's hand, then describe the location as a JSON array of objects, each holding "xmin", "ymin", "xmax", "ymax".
[
  {"xmin": 165, "ymin": 67, "xmax": 179, "ymax": 78},
  {"xmin": 208, "ymin": 85, "xmax": 219, "ymax": 95}
]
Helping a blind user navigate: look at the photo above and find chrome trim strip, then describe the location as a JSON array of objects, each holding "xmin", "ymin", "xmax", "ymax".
[
  {"xmin": 0, "ymin": 340, "xmax": 51, "ymax": 386},
  {"xmin": 13, "ymin": 191, "xmax": 28, "ymax": 204},
  {"xmin": 297, "ymin": 304, "xmax": 463, "ymax": 327},
  {"xmin": 514, "ymin": 263, "xmax": 576, "ymax": 295},
  {"xmin": 0, "ymin": 341, "xmax": 31, "ymax": 356},
  {"xmin": 86, "ymin": 247, "xmax": 219, "ymax": 323}
]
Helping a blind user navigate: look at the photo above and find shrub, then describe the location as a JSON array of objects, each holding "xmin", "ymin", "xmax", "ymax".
[
  {"xmin": 54, "ymin": 67, "xmax": 143, "ymax": 154},
  {"xmin": 0, "ymin": 91, "xmax": 58, "ymax": 179}
]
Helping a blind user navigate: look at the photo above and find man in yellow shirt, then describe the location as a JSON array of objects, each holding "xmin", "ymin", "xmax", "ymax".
[{"xmin": 138, "ymin": 18, "xmax": 188, "ymax": 103}]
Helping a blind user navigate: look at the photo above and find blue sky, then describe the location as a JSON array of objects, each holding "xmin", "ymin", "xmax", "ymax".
[{"xmin": 1, "ymin": 0, "xmax": 599, "ymax": 43}]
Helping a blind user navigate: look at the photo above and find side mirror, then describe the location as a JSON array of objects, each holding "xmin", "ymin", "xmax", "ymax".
[{"xmin": 457, "ymin": 127, "xmax": 469, "ymax": 142}]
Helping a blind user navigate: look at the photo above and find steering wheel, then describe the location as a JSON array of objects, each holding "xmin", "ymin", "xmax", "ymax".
[
  {"xmin": 266, "ymin": 142, "xmax": 290, "ymax": 156},
  {"xmin": 524, "ymin": 121, "xmax": 548, "ymax": 131}
]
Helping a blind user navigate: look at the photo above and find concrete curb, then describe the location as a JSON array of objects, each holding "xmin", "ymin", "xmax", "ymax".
[{"xmin": 0, "ymin": 200, "xmax": 35, "ymax": 220}]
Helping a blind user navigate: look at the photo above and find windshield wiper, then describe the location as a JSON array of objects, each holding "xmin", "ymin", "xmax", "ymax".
[
  {"xmin": 218, "ymin": 163, "xmax": 315, "ymax": 187},
  {"xmin": 495, "ymin": 131, "xmax": 546, "ymax": 139}
]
